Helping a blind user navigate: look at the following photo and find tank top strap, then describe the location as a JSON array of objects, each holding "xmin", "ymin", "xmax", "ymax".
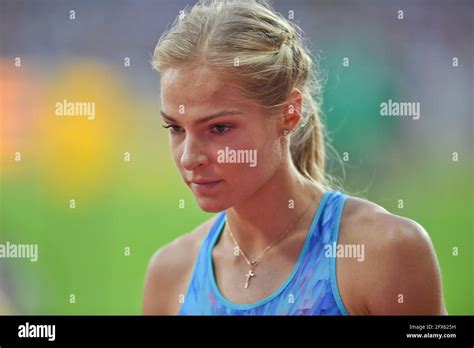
[{"xmin": 178, "ymin": 212, "xmax": 226, "ymax": 313}]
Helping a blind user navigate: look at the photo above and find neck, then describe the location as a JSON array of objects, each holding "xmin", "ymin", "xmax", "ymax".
[{"xmin": 224, "ymin": 161, "xmax": 324, "ymax": 257}]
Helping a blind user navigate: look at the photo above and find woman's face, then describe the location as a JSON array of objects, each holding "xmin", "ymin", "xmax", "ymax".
[{"xmin": 160, "ymin": 67, "xmax": 286, "ymax": 212}]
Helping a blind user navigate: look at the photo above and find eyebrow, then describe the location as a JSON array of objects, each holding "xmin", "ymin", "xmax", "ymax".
[{"xmin": 160, "ymin": 109, "xmax": 244, "ymax": 126}]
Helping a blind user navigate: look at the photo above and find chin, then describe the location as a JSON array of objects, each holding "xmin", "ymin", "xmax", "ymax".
[{"xmin": 194, "ymin": 196, "xmax": 231, "ymax": 213}]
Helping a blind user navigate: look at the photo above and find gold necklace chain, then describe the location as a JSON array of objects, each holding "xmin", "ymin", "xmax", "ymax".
[{"xmin": 226, "ymin": 192, "xmax": 318, "ymax": 288}]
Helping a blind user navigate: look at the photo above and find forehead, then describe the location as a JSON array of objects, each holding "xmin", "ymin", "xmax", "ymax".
[{"xmin": 160, "ymin": 67, "xmax": 253, "ymax": 114}]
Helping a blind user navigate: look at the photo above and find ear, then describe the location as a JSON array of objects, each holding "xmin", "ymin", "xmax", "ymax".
[{"xmin": 280, "ymin": 89, "xmax": 303, "ymax": 135}]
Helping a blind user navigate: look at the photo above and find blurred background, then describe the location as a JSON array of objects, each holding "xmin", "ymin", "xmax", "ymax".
[{"xmin": 0, "ymin": 0, "xmax": 472, "ymax": 315}]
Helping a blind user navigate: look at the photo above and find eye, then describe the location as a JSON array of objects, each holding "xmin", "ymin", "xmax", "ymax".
[
  {"xmin": 162, "ymin": 124, "xmax": 184, "ymax": 134},
  {"xmin": 211, "ymin": 124, "xmax": 232, "ymax": 135}
]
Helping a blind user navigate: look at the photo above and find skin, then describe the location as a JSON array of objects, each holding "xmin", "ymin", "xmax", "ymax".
[{"xmin": 143, "ymin": 66, "xmax": 447, "ymax": 315}]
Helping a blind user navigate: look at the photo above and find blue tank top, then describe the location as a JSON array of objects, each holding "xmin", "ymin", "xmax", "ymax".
[{"xmin": 179, "ymin": 190, "xmax": 349, "ymax": 315}]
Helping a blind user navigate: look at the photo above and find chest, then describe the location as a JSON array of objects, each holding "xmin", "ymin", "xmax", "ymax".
[{"xmin": 211, "ymin": 235, "xmax": 307, "ymax": 305}]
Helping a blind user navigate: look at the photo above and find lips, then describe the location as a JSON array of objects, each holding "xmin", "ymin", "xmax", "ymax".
[
  {"xmin": 191, "ymin": 179, "xmax": 221, "ymax": 185},
  {"xmin": 188, "ymin": 179, "xmax": 223, "ymax": 193}
]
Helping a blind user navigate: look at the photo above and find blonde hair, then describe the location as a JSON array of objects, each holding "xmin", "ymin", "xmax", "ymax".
[{"xmin": 153, "ymin": 0, "xmax": 332, "ymax": 188}]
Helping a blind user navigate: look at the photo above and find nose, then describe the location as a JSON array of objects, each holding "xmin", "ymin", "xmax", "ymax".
[{"xmin": 180, "ymin": 134, "xmax": 209, "ymax": 171}]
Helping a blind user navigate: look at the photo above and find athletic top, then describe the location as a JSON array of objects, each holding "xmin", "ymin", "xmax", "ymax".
[{"xmin": 178, "ymin": 190, "xmax": 349, "ymax": 315}]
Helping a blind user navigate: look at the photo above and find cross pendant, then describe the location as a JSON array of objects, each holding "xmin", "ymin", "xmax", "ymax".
[{"xmin": 244, "ymin": 269, "xmax": 255, "ymax": 288}]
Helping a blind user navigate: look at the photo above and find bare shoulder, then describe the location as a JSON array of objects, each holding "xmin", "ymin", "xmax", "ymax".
[
  {"xmin": 340, "ymin": 195, "xmax": 428, "ymax": 247},
  {"xmin": 142, "ymin": 215, "xmax": 218, "ymax": 315},
  {"xmin": 337, "ymin": 196, "xmax": 447, "ymax": 315}
]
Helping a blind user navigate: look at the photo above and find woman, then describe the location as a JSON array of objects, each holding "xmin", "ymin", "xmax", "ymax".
[{"xmin": 143, "ymin": 0, "xmax": 446, "ymax": 315}]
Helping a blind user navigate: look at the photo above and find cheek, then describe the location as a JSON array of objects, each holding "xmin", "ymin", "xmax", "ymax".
[
  {"xmin": 170, "ymin": 140, "xmax": 182, "ymax": 165},
  {"xmin": 221, "ymin": 135, "xmax": 283, "ymax": 187},
  {"xmin": 168, "ymin": 137, "xmax": 180, "ymax": 167}
]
